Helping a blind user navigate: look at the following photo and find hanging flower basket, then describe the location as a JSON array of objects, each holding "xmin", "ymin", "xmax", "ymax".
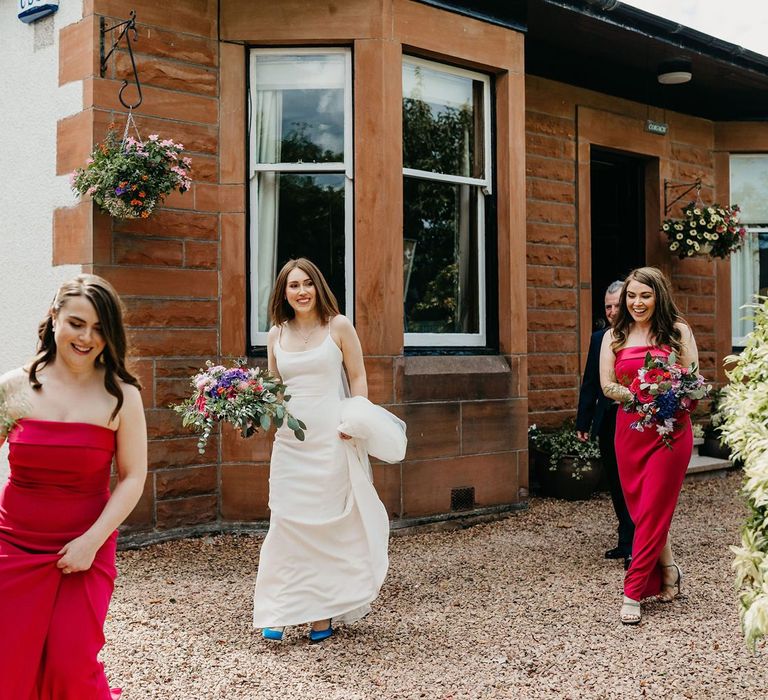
[
  {"xmin": 662, "ymin": 201, "xmax": 746, "ymax": 260},
  {"xmin": 70, "ymin": 126, "xmax": 191, "ymax": 219}
]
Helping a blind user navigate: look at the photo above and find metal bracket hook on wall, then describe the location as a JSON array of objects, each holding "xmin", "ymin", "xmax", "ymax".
[
  {"xmin": 99, "ymin": 10, "xmax": 143, "ymax": 110},
  {"xmin": 663, "ymin": 178, "xmax": 705, "ymax": 215}
]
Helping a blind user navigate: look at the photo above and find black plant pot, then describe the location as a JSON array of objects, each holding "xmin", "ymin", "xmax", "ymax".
[
  {"xmin": 701, "ymin": 435, "xmax": 731, "ymax": 461},
  {"xmin": 539, "ymin": 456, "xmax": 603, "ymax": 501}
]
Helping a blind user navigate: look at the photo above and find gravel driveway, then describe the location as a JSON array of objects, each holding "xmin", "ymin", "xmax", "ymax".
[{"xmin": 105, "ymin": 471, "xmax": 766, "ymax": 699}]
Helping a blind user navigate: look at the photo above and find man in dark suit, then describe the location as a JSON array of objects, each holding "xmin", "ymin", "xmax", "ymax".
[{"xmin": 576, "ymin": 280, "xmax": 634, "ymax": 568}]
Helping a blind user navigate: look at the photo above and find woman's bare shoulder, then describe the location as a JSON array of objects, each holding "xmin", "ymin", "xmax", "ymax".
[{"xmin": 330, "ymin": 314, "xmax": 353, "ymax": 330}]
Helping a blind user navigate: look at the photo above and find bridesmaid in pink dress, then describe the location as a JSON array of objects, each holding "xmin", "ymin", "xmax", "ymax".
[
  {"xmin": 599, "ymin": 267, "xmax": 698, "ymax": 626},
  {"xmin": 0, "ymin": 274, "xmax": 147, "ymax": 699}
]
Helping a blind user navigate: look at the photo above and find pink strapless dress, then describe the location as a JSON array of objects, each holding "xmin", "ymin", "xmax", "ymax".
[
  {"xmin": 0, "ymin": 419, "xmax": 121, "ymax": 700},
  {"xmin": 614, "ymin": 346, "xmax": 692, "ymax": 601}
]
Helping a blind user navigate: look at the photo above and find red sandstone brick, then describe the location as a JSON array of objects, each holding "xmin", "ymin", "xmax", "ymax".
[
  {"xmin": 528, "ymin": 388, "xmax": 578, "ymax": 412},
  {"xmin": 154, "ymin": 359, "xmax": 212, "ymax": 378},
  {"xmin": 129, "ymin": 24, "xmax": 217, "ymax": 66},
  {"xmin": 528, "ymin": 410, "xmax": 574, "ymax": 430},
  {"xmin": 461, "ymin": 399, "xmax": 527, "ymax": 454},
  {"xmin": 527, "ymin": 178, "xmax": 575, "ymax": 204},
  {"xmin": 114, "ymin": 235, "xmax": 184, "ymax": 266},
  {"xmin": 525, "ymin": 112, "xmax": 575, "ymax": 139},
  {"xmin": 146, "ymin": 409, "xmax": 187, "ymax": 439},
  {"xmin": 527, "ymin": 201, "xmax": 575, "ymax": 226},
  {"xmin": 532, "ymin": 332, "xmax": 578, "ymax": 353},
  {"xmin": 529, "ymin": 374, "xmax": 579, "ymax": 390},
  {"xmin": 525, "ymin": 132, "xmax": 575, "ymax": 159},
  {"xmin": 527, "ymin": 309, "xmax": 578, "ymax": 332},
  {"xmin": 526, "ymin": 222, "xmax": 575, "ymax": 245},
  {"xmin": 156, "ymin": 494, "xmax": 217, "ymax": 530},
  {"xmin": 395, "ymin": 403, "xmax": 460, "ymax": 460},
  {"xmin": 185, "ymin": 241, "xmax": 218, "ymax": 269},
  {"xmin": 115, "ymin": 209, "xmax": 218, "ymax": 240},
  {"xmin": 124, "ymin": 299, "xmax": 218, "ymax": 327},
  {"xmin": 525, "ymin": 155, "xmax": 574, "ymax": 182},
  {"xmin": 534, "ymin": 288, "xmax": 577, "ymax": 310},
  {"xmin": 128, "ymin": 329, "xmax": 218, "ymax": 357},
  {"xmin": 115, "ymin": 52, "xmax": 217, "ymax": 97},
  {"xmin": 156, "ymin": 464, "xmax": 217, "ymax": 499},
  {"xmin": 528, "ymin": 353, "xmax": 579, "ymax": 375},
  {"xmin": 554, "ymin": 267, "xmax": 577, "ymax": 288},
  {"xmin": 148, "ymin": 435, "xmax": 218, "ymax": 471},
  {"xmin": 526, "ymin": 243, "xmax": 576, "ymax": 266},
  {"xmin": 156, "ymin": 378, "xmax": 194, "ymax": 406},
  {"xmin": 95, "ymin": 0, "xmax": 217, "ymax": 38},
  {"xmin": 527, "ymin": 265, "xmax": 555, "ymax": 286},
  {"xmin": 121, "ymin": 477, "xmax": 154, "ymax": 529},
  {"xmin": 671, "ymin": 143, "xmax": 713, "ymax": 168}
]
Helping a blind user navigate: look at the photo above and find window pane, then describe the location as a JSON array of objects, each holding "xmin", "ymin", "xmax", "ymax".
[
  {"xmin": 252, "ymin": 53, "xmax": 345, "ymax": 164},
  {"xmin": 731, "ymin": 229, "xmax": 768, "ymax": 343},
  {"xmin": 403, "ymin": 177, "xmax": 479, "ymax": 334},
  {"xmin": 402, "ymin": 62, "xmax": 484, "ymax": 178},
  {"xmin": 253, "ymin": 173, "xmax": 346, "ymax": 333},
  {"xmin": 730, "ymin": 155, "xmax": 768, "ymax": 224}
]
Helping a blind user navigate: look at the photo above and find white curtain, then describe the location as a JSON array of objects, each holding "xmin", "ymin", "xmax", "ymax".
[
  {"xmin": 252, "ymin": 90, "xmax": 282, "ymax": 332},
  {"xmin": 731, "ymin": 229, "xmax": 760, "ymax": 343}
]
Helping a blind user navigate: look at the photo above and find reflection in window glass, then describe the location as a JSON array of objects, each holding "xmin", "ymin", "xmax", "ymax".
[
  {"xmin": 254, "ymin": 173, "xmax": 346, "ymax": 332},
  {"xmin": 402, "ymin": 62, "xmax": 483, "ymax": 178},
  {"xmin": 251, "ymin": 54, "xmax": 345, "ymax": 164},
  {"xmin": 403, "ymin": 177, "xmax": 478, "ymax": 334},
  {"xmin": 732, "ymin": 228, "xmax": 768, "ymax": 344}
]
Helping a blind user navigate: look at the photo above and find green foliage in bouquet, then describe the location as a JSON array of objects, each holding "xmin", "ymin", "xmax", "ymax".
[
  {"xmin": 528, "ymin": 422, "xmax": 600, "ymax": 480},
  {"xmin": 0, "ymin": 378, "xmax": 29, "ymax": 439},
  {"xmin": 662, "ymin": 201, "xmax": 746, "ymax": 260},
  {"xmin": 172, "ymin": 360, "xmax": 306, "ymax": 454},
  {"xmin": 71, "ymin": 129, "xmax": 191, "ymax": 219},
  {"xmin": 721, "ymin": 296, "xmax": 768, "ymax": 648}
]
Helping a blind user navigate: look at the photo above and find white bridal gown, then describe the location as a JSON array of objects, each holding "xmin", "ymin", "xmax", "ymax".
[{"xmin": 253, "ymin": 328, "xmax": 404, "ymax": 628}]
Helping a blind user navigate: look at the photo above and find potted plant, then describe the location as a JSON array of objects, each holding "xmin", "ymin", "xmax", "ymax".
[
  {"xmin": 700, "ymin": 387, "xmax": 731, "ymax": 460},
  {"xmin": 71, "ymin": 128, "xmax": 191, "ymax": 219},
  {"xmin": 528, "ymin": 422, "xmax": 603, "ymax": 500},
  {"xmin": 661, "ymin": 201, "xmax": 746, "ymax": 259}
]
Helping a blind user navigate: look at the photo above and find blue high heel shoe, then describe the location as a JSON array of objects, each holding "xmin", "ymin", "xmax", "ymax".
[
  {"xmin": 308, "ymin": 623, "xmax": 333, "ymax": 644},
  {"xmin": 262, "ymin": 627, "xmax": 284, "ymax": 641}
]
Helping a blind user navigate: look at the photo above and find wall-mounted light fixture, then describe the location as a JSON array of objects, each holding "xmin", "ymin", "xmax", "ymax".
[{"xmin": 658, "ymin": 58, "xmax": 692, "ymax": 85}]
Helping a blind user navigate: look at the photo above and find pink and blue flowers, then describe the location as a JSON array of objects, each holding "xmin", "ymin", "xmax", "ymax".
[
  {"xmin": 625, "ymin": 352, "xmax": 710, "ymax": 448},
  {"xmin": 173, "ymin": 360, "xmax": 306, "ymax": 453}
]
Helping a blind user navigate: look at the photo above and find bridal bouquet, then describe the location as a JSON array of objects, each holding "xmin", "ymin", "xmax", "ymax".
[
  {"xmin": 625, "ymin": 352, "xmax": 710, "ymax": 448},
  {"xmin": 173, "ymin": 360, "xmax": 306, "ymax": 453}
]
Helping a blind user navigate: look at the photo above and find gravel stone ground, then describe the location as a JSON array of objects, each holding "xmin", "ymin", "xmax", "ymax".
[{"xmin": 105, "ymin": 471, "xmax": 767, "ymax": 699}]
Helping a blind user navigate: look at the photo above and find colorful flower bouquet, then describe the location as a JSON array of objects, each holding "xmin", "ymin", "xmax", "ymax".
[
  {"xmin": 625, "ymin": 352, "xmax": 711, "ymax": 448},
  {"xmin": 71, "ymin": 128, "xmax": 191, "ymax": 219},
  {"xmin": 173, "ymin": 360, "xmax": 306, "ymax": 454},
  {"xmin": 662, "ymin": 201, "xmax": 746, "ymax": 259}
]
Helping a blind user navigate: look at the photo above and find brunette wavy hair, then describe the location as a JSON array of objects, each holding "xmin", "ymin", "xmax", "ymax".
[
  {"xmin": 268, "ymin": 258, "xmax": 340, "ymax": 326},
  {"xmin": 611, "ymin": 267, "xmax": 684, "ymax": 354},
  {"xmin": 28, "ymin": 274, "xmax": 141, "ymax": 420}
]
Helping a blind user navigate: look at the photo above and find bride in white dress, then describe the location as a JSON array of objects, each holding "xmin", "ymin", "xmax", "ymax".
[{"xmin": 253, "ymin": 258, "xmax": 392, "ymax": 643}]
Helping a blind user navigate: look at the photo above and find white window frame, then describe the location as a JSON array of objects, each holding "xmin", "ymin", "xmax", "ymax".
[
  {"xmin": 402, "ymin": 56, "xmax": 492, "ymax": 347},
  {"xmin": 248, "ymin": 47, "xmax": 353, "ymax": 348},
  {"xmin": 731, "ymin": 224, "xmax": 768, "ymax": 347}
]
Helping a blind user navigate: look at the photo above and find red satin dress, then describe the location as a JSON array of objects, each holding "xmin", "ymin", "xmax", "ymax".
[
  {"xmin": 614, "ymin": 346, "xmax": 692, "ymax": 601},
  {"xmin": 0, "ymin": 419, "xmax": 121, "ymax": 700}
]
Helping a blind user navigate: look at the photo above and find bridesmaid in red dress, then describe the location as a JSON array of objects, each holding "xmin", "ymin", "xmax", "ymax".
[
  {"xmin": 599, "ymin": 267, "xmax": 698, "ymax": 625},
  {"xmin": 0, "ymin": 274, "xmax": 147, "ymax": 699}
]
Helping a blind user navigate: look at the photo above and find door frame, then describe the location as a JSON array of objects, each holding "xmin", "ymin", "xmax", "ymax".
[{"xmin": 576, "ymin": 106, "xmax": 670, "ymax": 366}]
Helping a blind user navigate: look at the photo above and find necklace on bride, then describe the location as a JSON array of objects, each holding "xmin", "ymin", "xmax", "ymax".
[{"xmin": 292, "ymin": 321, "xmax": 321, "ymax": 346}]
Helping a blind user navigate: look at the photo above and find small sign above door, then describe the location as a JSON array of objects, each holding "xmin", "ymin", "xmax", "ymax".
[{"xmin": 645, "ymin": 119, "xmax": 669, "ymax": 136}]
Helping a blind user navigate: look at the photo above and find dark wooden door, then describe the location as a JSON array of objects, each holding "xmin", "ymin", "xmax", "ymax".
[{"xmin": 590, "ymin": 148, "xmax": 646, "ymax": 329}]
